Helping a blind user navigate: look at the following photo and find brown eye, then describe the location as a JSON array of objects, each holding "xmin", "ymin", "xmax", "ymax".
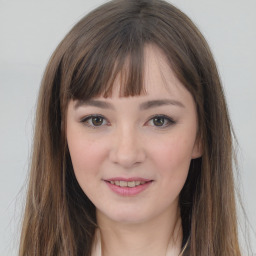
[
  {"xmin": 148, "ymin": 115, "xmax": 175, "ymax": 128},
  {"xmin": 153, "ymin": 117, "xmax": 166, "ymax": 126},
  {"xmin": 91, "ymin": 116, "xmax": 104, "ymax": 126},
  {"xmin": 81, "ymin": 115, "xmax": 107, "ymax": 128}
]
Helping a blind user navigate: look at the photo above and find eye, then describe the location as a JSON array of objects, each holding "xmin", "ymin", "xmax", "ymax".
[
  {"xmin": 148, "ymin": 115, "xmax": 175, "ymax": 128},
  {"xmin": 80, "ymin": 115, "xmax": 108, "ymax": 128}
]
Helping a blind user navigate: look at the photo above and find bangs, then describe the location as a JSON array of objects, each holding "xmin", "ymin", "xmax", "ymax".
[
  {"xmin": 68, "ymin": 20, "xmax": 147, "ymax": 101},
  {"xmin": 60, "ymin": 0, "xmax": 202, "ymax": 106}
]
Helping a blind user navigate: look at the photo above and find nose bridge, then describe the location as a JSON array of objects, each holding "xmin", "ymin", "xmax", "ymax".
[{"xmin": 109, "ymin": 123, "xmax": 145, "ymax": 168}]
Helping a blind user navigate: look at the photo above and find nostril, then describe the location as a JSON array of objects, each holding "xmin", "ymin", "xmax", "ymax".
[{"xmin": 108, "ymin": 132, "xmax": 146, "ymax": 168}]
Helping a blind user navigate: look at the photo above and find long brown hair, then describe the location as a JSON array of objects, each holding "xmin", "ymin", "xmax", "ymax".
[{"xmin": 19, "ymin": 0, "xmax": 242, "ymax": 255}]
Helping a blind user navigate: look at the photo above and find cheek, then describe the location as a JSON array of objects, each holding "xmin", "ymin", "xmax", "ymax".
[
  {"xmin": 151, "ymin": 136, "xmax": 194, "ymax": 202},
  {"xmin": 67, "ymin": 133, "xmax": 108, "ymax": 200},
  {"xmin": 150, "ymin": 134, "xmax": 195, "ymax": 179},
  {"xmin": 67, "ymin": 127, "xmax": 108, "ymax": 181},
  {"xmin": 148, "ymin": 132, "xmax": 193, "ymax": 196}
]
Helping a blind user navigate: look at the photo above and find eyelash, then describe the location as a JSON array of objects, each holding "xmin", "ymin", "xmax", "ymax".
[
  {"xmin": 80, "ymin": 114, "xmax": 176, "ymax": 129},
  {"xmin": 147, "ymin": 114, "xmax": 176, "ymax": 128},
  {"xmin": 80, "ymin": 115, "xmax": 109, "ymax": 128}
]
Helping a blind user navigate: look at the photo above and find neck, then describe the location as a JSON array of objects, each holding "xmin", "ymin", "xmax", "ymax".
[{"xmin": 96, "ymin": 207, "xmax": 182, "ymax": 256}]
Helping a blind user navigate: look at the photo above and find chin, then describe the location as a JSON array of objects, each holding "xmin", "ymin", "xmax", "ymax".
[{"xmin": 98, "ymin": 207, "xmax": 152, "ymax": 225}]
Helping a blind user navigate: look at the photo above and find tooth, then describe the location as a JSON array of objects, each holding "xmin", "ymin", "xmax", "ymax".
[
  {"xmin": 110, "ymin": 181, "xmax": 114, "ymax": 184},
  {"xmin": 140, "ymin": 181, "xmax": 146, "ymax": 185},
  {"xmin": 128, "ymin": 181, "xmax": 135, "ymax": 187},
  {"xmin": 135, "ymin": 181, "xmax": 140, "ymax": 186},
  {"xmin": 114, "ymin": 181, "xmax": 120, "ymax": 186},
  {"xmin": 119, "ymin": 181, "xmax": 127, "ymax": 187}
]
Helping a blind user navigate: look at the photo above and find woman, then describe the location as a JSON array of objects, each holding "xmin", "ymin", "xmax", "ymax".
[{"xmin": 19, "ymin": 0, "xmax": 242, "ymax": 255}]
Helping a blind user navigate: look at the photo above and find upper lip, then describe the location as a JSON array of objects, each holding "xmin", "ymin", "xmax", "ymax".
[{"xmin": 104, "ymin": 177, "xmax": 152, "ymax": 182}]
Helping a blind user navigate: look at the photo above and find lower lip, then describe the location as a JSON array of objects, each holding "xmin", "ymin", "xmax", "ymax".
[{"xmin": 105, "ymin": 181, "xmax": 152, "ymax": 196}]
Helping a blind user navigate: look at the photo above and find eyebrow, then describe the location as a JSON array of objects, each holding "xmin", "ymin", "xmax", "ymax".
[
  {"xmin": 139, "ymin": 99, "xmax": 185, "ymax": 110},
  {"xmin": 74, "ymin": 99, "xmax": 185, "ymax": 110},
  {"xmin": 74, "ymin": 99, "xmax": 114, "ymax": 109}
]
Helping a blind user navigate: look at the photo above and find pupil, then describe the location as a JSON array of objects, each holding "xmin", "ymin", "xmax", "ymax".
[
  {"xmin": 92, "ymin": 116, "xmax": 103, "ymax": 126},
  {"xmin": 153, "ymin": 117, "xmax": 164, "ymax": 126}
]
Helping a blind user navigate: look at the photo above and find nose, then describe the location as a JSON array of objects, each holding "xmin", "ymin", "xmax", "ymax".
[{"xmin": 109, "ymin": 125, "xmax": 146, "ymax": 169}]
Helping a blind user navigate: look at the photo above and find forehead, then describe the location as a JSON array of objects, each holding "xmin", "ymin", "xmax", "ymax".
[
  {"xmin": 109, "ymin": 45, "xmax": 190, "ymax": 101},
  {"xmin": 70, "ymin": 45, "xmax": 197, "ymax": 117},
  {"xmin": 67, "ymin": 43, "xmax": 193, "ymax": 107}
]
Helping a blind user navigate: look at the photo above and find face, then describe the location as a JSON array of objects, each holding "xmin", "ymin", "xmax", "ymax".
[{"xmin": 66, "ymin": 45, "xmax": 201, "ymax": 225}]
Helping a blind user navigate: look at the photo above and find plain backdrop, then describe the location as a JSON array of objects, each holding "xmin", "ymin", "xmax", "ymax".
[{"xmin": 0, "ymin": 0, "xmax": 255, "ymax": 255}]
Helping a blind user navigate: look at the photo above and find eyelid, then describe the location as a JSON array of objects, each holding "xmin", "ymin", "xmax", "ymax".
[
  {"xmin": 80, "ymin": 114, "xmax": 109, "ymax": 128},
  {"xmin": 146, "ymin": 114, "xmax": 176, "ymax": 128}
]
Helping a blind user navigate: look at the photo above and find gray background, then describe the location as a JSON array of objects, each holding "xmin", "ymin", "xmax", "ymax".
[{"xmin": 0, "ymin": 0, "xmax": 255, "ymax": 255}]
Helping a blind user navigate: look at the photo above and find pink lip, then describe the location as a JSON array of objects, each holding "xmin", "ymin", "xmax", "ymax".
[
  {"xmin": 104, "ymin": 178, "xmax": 153, "ymax": 196},
  {"xmin": 105, "ymin": 177, "xmax": 151, "ymax": 182}
]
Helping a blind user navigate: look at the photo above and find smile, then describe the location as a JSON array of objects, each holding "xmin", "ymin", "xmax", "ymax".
[
  {"xmin": 108, "ymin": 180, "xmax": 147, "ymax": 187},
  {"xmin": 104, "ymin": 178, "xmax": 153, "ymax": 196}
]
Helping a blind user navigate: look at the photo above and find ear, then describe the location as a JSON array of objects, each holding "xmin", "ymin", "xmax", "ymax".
[{"xmin": 191, "ymin": 137, "xmax": 202, "ymax": 159}]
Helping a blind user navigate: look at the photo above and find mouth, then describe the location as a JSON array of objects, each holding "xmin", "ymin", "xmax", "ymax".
[
  {"xmin": 104, "ymin": 178, "xmax": 153, "ymax": 196},
  {"xmin": 106, "ymin": 180, "xmax": 152, "ymax": 188}
]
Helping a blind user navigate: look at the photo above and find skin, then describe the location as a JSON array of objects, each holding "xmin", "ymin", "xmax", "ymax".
[{"xmin": 66, "ymin": 45, "xmax": 201, "ymax": 256}]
